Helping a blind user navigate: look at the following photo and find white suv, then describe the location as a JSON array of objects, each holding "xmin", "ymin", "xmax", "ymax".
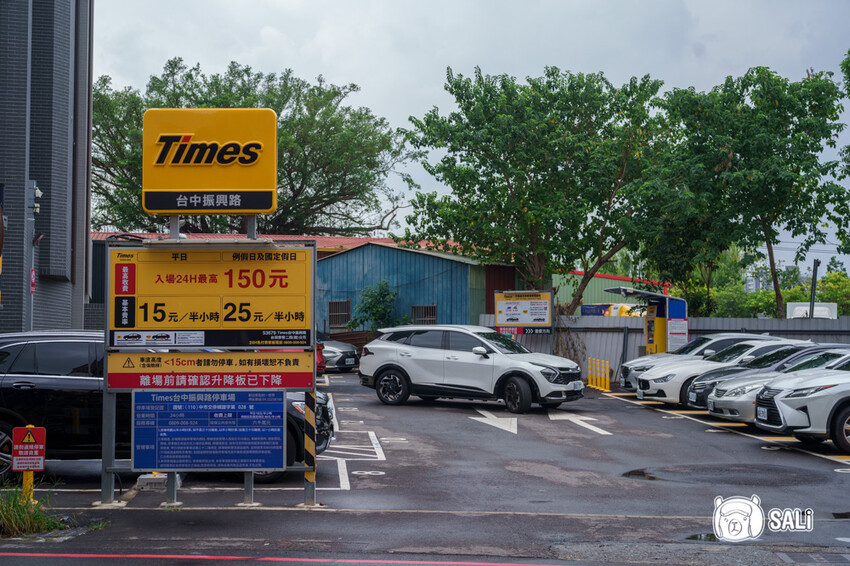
[
  {"xmin": 358, "ymin": 325, "xmax": 583, "ymax": 413},
  {"xmin": 754, "ymin": 357, "xmax": 850, "ymax": 453}
]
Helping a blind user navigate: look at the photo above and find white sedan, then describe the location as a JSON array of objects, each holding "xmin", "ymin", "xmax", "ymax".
[
  {"xmin": 708, "ymin": 349, "xmax": 850, "ymax": 423},
  {"xmin": 635, "ymin": 339, "xmax": 804, "ymax": 405}
]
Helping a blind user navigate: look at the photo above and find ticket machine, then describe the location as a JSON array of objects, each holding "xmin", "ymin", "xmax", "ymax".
[{"xmin": 604, "ymin": 287, "xmax": 688, "ymax": 354}]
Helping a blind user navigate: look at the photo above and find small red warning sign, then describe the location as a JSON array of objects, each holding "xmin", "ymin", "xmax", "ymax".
[{"xmin": 12, "ymin": 427, "xmax": 46, "ymax": 471}]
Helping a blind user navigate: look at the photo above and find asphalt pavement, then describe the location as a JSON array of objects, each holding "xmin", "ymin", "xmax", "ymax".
[{"xmin": 2, "ymin": 372, "xmax": 850, "ymax": 565}]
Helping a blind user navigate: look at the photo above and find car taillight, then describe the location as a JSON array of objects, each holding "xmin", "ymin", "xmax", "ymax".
[{"xmin": 362, "ymin": 346, "xmax": 373, "ymax": 357}]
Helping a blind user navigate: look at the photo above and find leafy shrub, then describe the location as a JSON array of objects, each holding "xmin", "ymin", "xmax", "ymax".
[{"xmin": 346, "ymin": 280, "xmax": 409, "ymax": 332}]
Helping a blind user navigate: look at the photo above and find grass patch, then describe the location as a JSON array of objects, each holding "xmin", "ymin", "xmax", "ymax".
[{"xmin": 0, "ymin": 488, "xmax": 65, "ymax": 537}]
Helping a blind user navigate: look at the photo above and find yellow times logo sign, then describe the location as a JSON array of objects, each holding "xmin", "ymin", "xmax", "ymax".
[{"xmin": 142, "ymin": 108, "xmax": 278, "ymax": 215}]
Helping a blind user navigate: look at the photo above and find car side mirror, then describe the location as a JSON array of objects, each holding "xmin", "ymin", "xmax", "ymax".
[
  {"xmin": 702, "ymin": 349, "xmax": 715, "ymax": 358},
  {"xmin": 472, "ymin": 346, "xmax": 488, "ymax": 357}
]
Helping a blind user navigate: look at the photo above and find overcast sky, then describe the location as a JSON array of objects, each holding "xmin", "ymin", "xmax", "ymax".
[{"xmin": 93, "ymin": 0, "xmax": 850, "ymax": 270}]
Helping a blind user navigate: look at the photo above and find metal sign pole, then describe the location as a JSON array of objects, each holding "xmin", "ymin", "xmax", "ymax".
[{"xmin": 101, "ymin": 241, "xmax": 117, "ymax": 504}]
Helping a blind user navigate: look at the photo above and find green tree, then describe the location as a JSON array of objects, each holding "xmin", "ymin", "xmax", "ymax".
[
  {"xmin": 346, "ymin": 280, "xmax": 408, "ymax": 332},
  {"xmin": 827, "ymin": 256, "xmax": 847, "ymax": 275},
  {"xmin": 400, "ymin": 67, "xmax": 663, "ymax": 314},
  {"xmin": 669, "ymin": 68, "xmax": 847, "ymax": 318},
  {"xmin": 92, "ymin": 58, "xmax": 421, "ymax": 234},
  {"xmin": 817, "ymin": 271, "xmax": 850, "ymax": 316}
]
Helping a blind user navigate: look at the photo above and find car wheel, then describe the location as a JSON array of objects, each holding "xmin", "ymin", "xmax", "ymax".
[
  {"xmin": 0, "ymin": 421, "xmax": 14, "ymax": 482},
  {"xmin": 830, "ymin": 405, "xmax": 850, "ymax": 454},
  {"xmin": 539, "ymin": 401, "xmax": 563, "ymax": 409},
  {"xmin": 375, "ymin": 370, "xmax": 410, "ymax": 405},
  {"xmin": 504, "ymin": 376, "xmax": 532, "ymax": 414},
  {"xmin": 679, "ymin": 377, "xmax": 696, "ymax": 406},
  {"xmin": 795, "ymin": 434, "xmax": 826, "ymax": 446}
]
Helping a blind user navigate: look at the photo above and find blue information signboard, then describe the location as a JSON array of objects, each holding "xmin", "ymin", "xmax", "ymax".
[{"xmin": 133, "ymin": 390, "xmax": 286, "ymax": 471}]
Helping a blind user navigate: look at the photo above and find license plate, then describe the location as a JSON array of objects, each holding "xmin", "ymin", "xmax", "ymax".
[
  {"xmin": 620, "ymin": 378, "xmax": 626, "ymax": 387},
  {"xmin": 707, "ymin": 400, "xmax": 715, "ymax": 412},
  {"xmin": 344, "ymin": 357, "xmax": 355, "ymax": 365},
  {"xmin": 688, "ymin": 392, "xmax": 697, "ymax": 403},
  {"xmin": 757, "ymin": 407, "xmax": 768, "ymax": 421},
  {"xmin": 636, "ymin": 389, "xmax": 644, "ymax": 400}
]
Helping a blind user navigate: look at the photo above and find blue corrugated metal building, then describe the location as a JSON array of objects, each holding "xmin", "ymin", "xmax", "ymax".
[{"xmin": 317, "ymin": 243, "xmax": 492, "ymax": 331}]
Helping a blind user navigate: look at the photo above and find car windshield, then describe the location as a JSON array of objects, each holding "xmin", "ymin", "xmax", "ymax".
[
  {"xmin": 707, "ymin": 343, "xmax": 752, "ymax": 363},
  {"xmin": 743, "ymin": 345, "xmax": 806, "ymax": 368},
  {"xmin": 476, "ymin": 332, "xmax": 531, "ymax": 354},
  {"xmin": 672, "ymin": 337, "xmax": 710, "ymax": 355},
  {"xmin": 782, "ymin": 351, "xmax": 846, "ymax": 373}
]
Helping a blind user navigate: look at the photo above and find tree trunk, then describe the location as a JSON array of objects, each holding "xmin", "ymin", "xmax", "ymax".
[
  {"xmin": 765, "ymin": 239, "xmax": 785, "ymax": 319},
  {"xmin": 563, "ymin": 240, "xmax": 628, "ymax": 315}
]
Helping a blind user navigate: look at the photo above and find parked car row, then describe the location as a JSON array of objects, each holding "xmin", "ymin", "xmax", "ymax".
[
  {"xmin": 621, "ymin": 333, "xmax": 850, "ymax": 454},
  {"xmin": 0, "ymin": 331, "xmax": 337, "ymax": 482}
]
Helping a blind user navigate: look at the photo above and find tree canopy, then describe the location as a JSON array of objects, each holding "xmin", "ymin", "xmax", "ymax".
[
  {"xmin": 92, "ymin": 58, "xmax": 421, "ymax": 235},
  {"xmin": 400, "ymin": 62, "xmax": 850, "ymax": 317},
  {"xmin": 399, "ymin": 67, "xmax": 663, "ymax": 313}
]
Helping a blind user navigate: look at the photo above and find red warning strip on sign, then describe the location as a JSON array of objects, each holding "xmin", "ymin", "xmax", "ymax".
[{"xmin": 107, "ymin": 351, "xmax": 315, "ymax": 390}]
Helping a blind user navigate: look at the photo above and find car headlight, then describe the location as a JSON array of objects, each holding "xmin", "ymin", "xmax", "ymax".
[
  {"xmin": 726, "ymin": 384, "xmax": 763, "ymax": 397},
  {"xmin": 291, "ymin": 401, "xmax": 306, "ymax": 415},
  {"xmin": 786, "ymin": 385, "xmax": 836, "ymax": 398},
  {"xmin": 539, "ymin": 367, "xmax": 559, "ymax": 382},
  {"xmin": 324, "ymin": 347, "xmax": 340, "ymax": 355},
  {"xmin": 652, "ymin": 374, "xmax": 675, "ymax": 383}
]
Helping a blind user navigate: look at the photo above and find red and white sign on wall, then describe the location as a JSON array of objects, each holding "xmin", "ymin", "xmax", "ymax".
[{"xmin": 12, "ymin": 426, "xmax": 46, "ymax": 471}]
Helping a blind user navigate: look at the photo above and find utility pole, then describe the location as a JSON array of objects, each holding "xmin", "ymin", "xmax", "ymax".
[
  {"xmin": 808, "ymin": 258, "xmax": 821, "ymax": 319},
  {"xmin": 24, "ymin": 180, "xmax": 42, "ymax": 331}
]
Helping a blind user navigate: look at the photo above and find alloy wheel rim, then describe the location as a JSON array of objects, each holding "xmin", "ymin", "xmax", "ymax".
[
  {"xmin": 506, "ymin": 383, "xmax": 519, "ymax": 409},
  {"xmin": 380, "ymin": 375, "xmax": 402, "ymax": 401},
  {"xmin": 0, "ymin": 430, "xmax": 12, "ymax": 474}
]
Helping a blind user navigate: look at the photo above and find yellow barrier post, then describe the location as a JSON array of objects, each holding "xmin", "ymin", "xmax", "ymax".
[{"xmin": 603, "ymin": 360, "xmax": 611, "ymax": 392}]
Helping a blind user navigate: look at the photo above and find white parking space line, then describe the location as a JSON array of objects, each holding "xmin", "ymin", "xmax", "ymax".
[{"xmin": 603, "ymin": 392, "xmax": 850, "ymax": 466}]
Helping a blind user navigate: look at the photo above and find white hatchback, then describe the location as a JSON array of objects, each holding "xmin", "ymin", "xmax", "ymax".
[{"xmin": 358, "ymin": 325, "xmax": 583, "ymax": 413}]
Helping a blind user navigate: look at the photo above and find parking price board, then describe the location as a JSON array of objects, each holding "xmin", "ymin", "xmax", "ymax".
[
  {"xmin": 109, "ymin": 247, "xmax": 313, "ymax": 348},
  {"xmin": 132, "ymin": 390, "xmax": 286, "ymax": 472}
]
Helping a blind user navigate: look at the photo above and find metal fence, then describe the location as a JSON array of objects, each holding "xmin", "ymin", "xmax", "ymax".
[{"xmin": 479, "ymin": 314, "xmax": 850, "ymax": 381}]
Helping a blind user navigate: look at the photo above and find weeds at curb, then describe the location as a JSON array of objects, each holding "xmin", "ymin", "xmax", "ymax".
[{"xmin": 0, "ymin": 488, "xmax": 66, "ymax": 537}]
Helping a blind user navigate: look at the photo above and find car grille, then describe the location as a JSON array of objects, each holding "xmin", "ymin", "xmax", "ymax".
[
  {"xmin": 692, "ymin": 382, "xmax": 707, "ymax": 392},
  {"xmin": 714, "ymin": 388, "xmax": 727, "ymax": 398},
  {"xmin": 755, "ymin": 388, "xmax": 783, "ymax": 426},
  {"xmin": 621, "ymin": 366, "xmax": 630, "ymax": 380},
  {"xmin": 552, "ymin": 368, "xmax": 582, "ymax": 385},
  {"xmin": 638, "ymin": 380, "xmax": 650, "ymax": 391}
]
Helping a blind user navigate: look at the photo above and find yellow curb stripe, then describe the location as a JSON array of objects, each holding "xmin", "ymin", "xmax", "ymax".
[
  {"xmin": 670, "ymin": 410, "xmax": 709, "ymax": 414},
  {"xmin": 708, "ymin": 422, "xmax": 749, "ymax": 427}
]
